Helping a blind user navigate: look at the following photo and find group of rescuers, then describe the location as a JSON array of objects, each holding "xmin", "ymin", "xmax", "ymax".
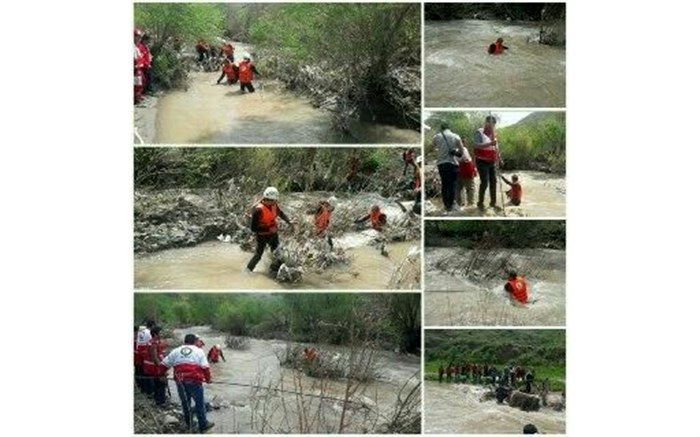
[
  {"xmin": 134, "ymin": 31, "xmax": 260, "ymax": 104},
  {"xmin": 433, "ymin": 114, "xmax": 522, "ymax": 213},
  {"xmin": 134, "ymin": 325, "xmax": 326, "ymax": 433},
  {"xmin": 134, "ymin": 324, "xmax": 225, "ymax": 432},
  {"xmin": 245, "ymin": 150, "xmax": 422, "ymax": 273}
]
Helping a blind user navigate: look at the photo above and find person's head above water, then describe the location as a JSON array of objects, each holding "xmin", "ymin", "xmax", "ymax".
[
  {"xmin": 371, "ymin": 205, "xmax": 381, "ymax": 213},
  {"xmin": 508, "ymin": 271, "xmax": 518, "ymax": 280},
  {"xmin": 523, "ymin": 423, "xmax": 539, "ymax": 434},
  {"xmin": 512, "ymin": 174, "xmax": 519, "ymax": 183},
  {"xmin": 496, "ymin": 37, "xmax": 504, "ymax": 44},
  {"xmin": 184, "ymin": 333, "xmax": 198, "ymax": 345}
]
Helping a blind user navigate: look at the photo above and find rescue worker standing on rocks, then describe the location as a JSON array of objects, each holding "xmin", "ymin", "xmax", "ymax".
[
  {"xmin": 161, "ymin": 334, "xmax": 215, "ymax": 433},
  {"xmin": 143, "ymin": 326, "xmax": 168, "ymax": 407},
  {"xmin": 238, "ymin": 55, "xmax": 260, "ymax": 94},
  {"xmin": 474, "ymin": 115, "xmax": 501, "ymax": 210},
  {"xmin": 247, "ymin": 187, "xmax": 294, "ymax": 273},
  {"xmin": 133, "ymin": 29, "xmax": 148, "ymax": 104},
  {"xmin": 355, "ymin": 205, "xmax": 387, "ymax": 231},
  {"xmin": 207, "ymin": 344, "xmax": 226, "ymax": 363},
  {"xmin": 135, "ymin": 320, "xmax": 155, "ymax": 393},
  {"xmin": 314, "ymin": 196, "xmax": 338, "ymax": 248}
]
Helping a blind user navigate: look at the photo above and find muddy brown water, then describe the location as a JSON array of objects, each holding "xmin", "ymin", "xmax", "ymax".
[
  {"xmin": 426, "ymin": 170, "xmax": 565, "ymax": 217},
  {"xmin": 424, "ymin": 248, "xmax": 565, "ymax": 326},
  {"xmin": 424, "ymin": 20, "xmax": 565, "ymax": 107},
  {"xmin": 424, "ymin": 381, "xmax": 565, "ymax": 434},
  {"xmin": 134, "ymin": 238, "xmax": 417, "ymax": 290},
  {"xmin": 164, "ymin": 326, "xmax": 420, "ymax": 434}
]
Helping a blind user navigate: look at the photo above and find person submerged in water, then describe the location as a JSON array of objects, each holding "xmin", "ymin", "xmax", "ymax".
[
  {"xmin": 504, "ymin": 271, "xmax": 532, "ymax": 305},
  {"xmin": 488, "ymin": 37, "xmax": 509, "ymax": 55},
  {"xmin": 500, "ymin": 173, "xmax": 523, "ymax": 206},
  {"xmin": 354, "ymin": 205, "xmax": 387, "ymax": 231}
]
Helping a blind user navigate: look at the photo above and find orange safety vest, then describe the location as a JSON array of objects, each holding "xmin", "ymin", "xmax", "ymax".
[
  {"xmin": 370, "ymin": 209, "xmax": 383, "ymax": 231},
  {"xmin": 223, "ymin": 63, "xmax": 237, "ymax": 81},
  {"xmin": 474, "ymin": 130, "xmax": 499, "ymax": 163},
  {"xmin": 507, "ymin": 276, "xmax": 529, "ymax": 304},
  {"xmin": 314, "ymin": 204, "xmax": 331, "ymax": 234},
  {"xmin": 207, "ymin": 347, "xmax": 220, "ymax": 363},
  {"xmin": 256, "ymin": 202, "xmax": 278, "ymax": 235},
  {"xmin": 238, "ymin": 60, "xmax": 254, "ymax": 83},
  {"xmin": 508, "ymin": 183, "xmax": 523, "ymax": 202},
  {"xmin": 493, "ymin": 41, "xmax": 504, "ymax": 55}
]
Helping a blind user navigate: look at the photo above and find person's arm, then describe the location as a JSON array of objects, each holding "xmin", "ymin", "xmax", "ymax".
[
  {"xmin": 220, "ymin": 350, "xmax": 226, "ymax": 362},
  {"xmin": 473, "ymin": 131, "xmax": 496, "ymax": 148},
  {"xmin": 216, "ymin": 71, "xmax": 225, "ymax": 84},
  {"xmin": 250, "ymin": 207, "xmax": 261, "ymax": 232},
  {"xmin": 251, "ymin": 65, "xmax": 260, "ymax": 75},
  {"xmin": 500, "ymin": 175, "xmax": 512, "ymax": 186},
  {"xmin": 277, "ymin": 207, "xmax": 292, "ymax": 225},
  {"xmin": 503, "ymin": 45, "xmax": 509, "ymax": 50}
]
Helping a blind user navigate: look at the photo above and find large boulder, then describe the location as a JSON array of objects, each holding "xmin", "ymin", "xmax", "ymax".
[{"xmin": 508, "ymin": 390, "xmax": 541, "ymax": 412}]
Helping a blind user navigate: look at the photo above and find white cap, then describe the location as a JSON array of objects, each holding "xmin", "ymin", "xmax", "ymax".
[
  {"xmin": 416, "ymin": 156, "xmax": 423, "ymax": 165},
  {"xmin": 216, "ymin": 344, "xmax": 221, "ymax": 349},
  {"xmin": 328, "ymin": 196, "xmax": 338, "ymax": 209},
  {"xmin": 263, "ymin": 186, "xmax": 279, "ymax": 200}
]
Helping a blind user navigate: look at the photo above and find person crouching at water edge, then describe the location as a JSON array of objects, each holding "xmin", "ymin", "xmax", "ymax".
[
  {"xmin": 488, "ymin": 37, "xmax": 509, "ymax": 55},
  {"xmin": 354, "ymin": 205, "xmax": 387, "ymax": 231},
  {"xmin": 504, "ymin": 272, "xmax": 532, "ymax": 306},
  {"xmin": 161, "ymin": 334, "xmax": 215, "ymax": 433},
  {"xmin": 216, "ymin": 58, "xmax": 238, "ymax": 86},
  {"xmin": 474, "ymin": 115, "xmax": 502, "ymax": 210},
  {"xmin": 247, "ymin": 187, "xmax": 294, "ymax": 273},
  {"xmin": 238, "ymin": 55, "xmax": 260, "ymax": 94},
  {"xmin": 433, "ymin": 122, "xmax": 466, "ymax": 212},
  {"xmin": 314, "ymin": 196, "xmax": 338, "ymax": 249},
  {"xmin": 207, "ymin": 344, "xmax": 226, "ymax": 363},
  {"xmin": 500, "ymin": 173, "xmax": 523, "ymax": 206}
]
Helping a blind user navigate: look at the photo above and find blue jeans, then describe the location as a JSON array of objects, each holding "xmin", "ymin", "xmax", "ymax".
[{"xmin": 176, "ymin": 381, "xmax": 208, "ymax": 432}]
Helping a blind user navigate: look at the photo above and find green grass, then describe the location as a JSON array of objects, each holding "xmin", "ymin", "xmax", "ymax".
[{"xmin": 424, "ymin": 360, "xmax": 566, "ymax": 391}]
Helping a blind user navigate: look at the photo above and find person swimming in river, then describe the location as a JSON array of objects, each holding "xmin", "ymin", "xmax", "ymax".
[
  {"xmin": 500, "ymin": 174, "xmax": 523, "ymax": 206},
  {"xmin": 354, "ymin": 205, "xmax": 387, "ymax": 231},
  {"xmin": 488, "ymin": 37, "xmax": 509, "ymax": 55},
  {"xmin": 504, "ymin": 271, "xmax": 532, "ymax": 305}
]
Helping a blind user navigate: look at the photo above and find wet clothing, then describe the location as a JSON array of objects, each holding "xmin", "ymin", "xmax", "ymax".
[
  {"xmin": 314, "ymin": 204, "xmax": 332, "ymax": 234},
  {"xmin": 207, "ymin": 346, "xmax": 225, "ymax": 363},
  {"xmin": 501, "ymin": 177, "xmax": 522, "ymax": 205},
  {"xmin": 488, "ymin": 41, "xmax": 509, "ymax": 55},
  {"xmin": 238, "ymin": 60, "xmax": 259, "ymax": 85},
  {"xmin": 356, "ymin": 209, "xmax": 385, "ymax": 231},
  {"xmin": 247, "ymin": 233, "xmax": 280, "ymax": 271},
  {"xmin": 217, "ymin": 63, "xmax": 238, "ymax": 85},
  {"xmin": 250, "ymin": 202, "xmax": 290, "ymax": 236},
  {"xmin": 240, "ymin": 82, "xmax": 255, "ymax": 93},
  {"xmin": 506, "ymin": 276, "xmax": 529, "ymax": 304}
]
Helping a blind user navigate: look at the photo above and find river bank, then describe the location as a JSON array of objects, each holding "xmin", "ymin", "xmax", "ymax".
[{"xmin": 135, "ymin": 326, "xmax": 421, "ymax": 434}]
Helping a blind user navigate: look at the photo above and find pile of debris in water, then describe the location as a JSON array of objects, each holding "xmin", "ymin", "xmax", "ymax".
[{"xmin": 276, "ymin": 343, "xmax": 379, "ymax": 382}]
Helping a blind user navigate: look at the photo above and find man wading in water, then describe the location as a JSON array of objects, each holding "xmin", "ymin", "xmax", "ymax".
[
  {"xmin": 247, "ymin": 186, "xmax": 294, "ymax": 273},
  {"xmin": 433, "ymin": 122, "xmax": 466, "ymax": 212},
  {"xmin": 474, "ymin": 115, "xmax": 502, "ymax": 210}
]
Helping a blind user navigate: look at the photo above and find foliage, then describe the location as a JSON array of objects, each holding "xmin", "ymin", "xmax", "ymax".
[
  {"xmin": 134, "ymin": 147, "xmax": 412, "ymax": 192},
  {"xmin": 134, "ymin": 293, "xmax": 421, "ymax": 354},
  {"xmin": 425, "ymin": 3, "xmax": 565, "ymax": 22},
  {"xmin": 134, "ymin": 3, "xmax": 225, "ymax": 89},
  {"xmin": 425, "ymin": 220, "xmax": 566, "ymax": 249},
  {"xmin": 425, "ymin": 111, "xmax": 566, "ymax": 174}
]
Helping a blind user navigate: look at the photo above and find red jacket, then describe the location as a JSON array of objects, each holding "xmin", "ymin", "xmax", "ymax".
[
  {"xmin": 238, "ymin": 60, "xmax": 255, "ymax": 83},
  {"xmin": 162, "ymin": 344, "xmax": 211, "ymax": 384},
  {"xmin": 506, "ymin": 277, "xmax": 529, "ymax": 304}
]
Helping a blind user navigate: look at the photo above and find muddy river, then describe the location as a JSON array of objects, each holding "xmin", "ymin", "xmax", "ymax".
[
  {"xmin": 424, "ymin": 248, "xmax": 565, "ymax": 326},
  {"xmin": 145, "ymin": 44, "xmax": 419, "ymax": 145},
  {"xmin": 426, "ymin": 170, "xmax": 565, "ymax": 217},
  {"xmin": 424, "ymin": 381, "xmax": 565, "ymax": 434},
  {"xmin": 135, "ymin": 239, "xmax": 416, "ymax": 290},
  {"xmin": 424, "ymin": 20, "xmax": 565, "ymax": 107},
  {"xmin": 162, "ymin": 326, "xmax": 420, "ymax": 434}
]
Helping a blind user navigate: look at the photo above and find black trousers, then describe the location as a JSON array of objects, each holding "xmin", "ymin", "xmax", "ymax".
[
  {"xmin": 476, "ymin": 159, "xmax": 497, "ymax": 206},
  {"xmin": 240, "ymin": 82, "xmax": 255, "ymax": 93},
  {"xmin": 437, "ymin": 163, "xmax": 458, "ymax": 210},
  {"xmin": 153, "ymin": 377, "xmax": 167, "ymax": 406},
  {"xmin": 247, "ymin": 233, "xmax": 279, "ymax": 271}
]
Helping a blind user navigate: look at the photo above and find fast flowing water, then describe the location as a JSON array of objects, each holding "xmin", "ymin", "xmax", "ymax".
[
  {"xmin": 134, "ymin": 239, "xmax": 417, "ymax": 290},
  {"xmin": 164, "ymin": 326, "xmax": 420, "ymax": 434},
  {"xmin": 424, "ymin": 381, "xmax": 565, "ymax": 434},
  {"xmin": 424, "ymin": 20, "xmax": 565, "ymax": 107},
  {"xmin": 426, "ymin": 170, "xmax": 565, "ymax": 217},
  {"xmin": 424, "ymin": 248, "xmax": 565, "ymax": 326}
]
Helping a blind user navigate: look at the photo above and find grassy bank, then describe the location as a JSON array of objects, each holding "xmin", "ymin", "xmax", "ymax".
[
  {"xmin": 424, "ymin": 329, "xmax": 565, "ymax": 391},
  {"xmin": 135, "ymin": 293, "xmax": 421, "ymax": 354},
  {"xmin": 424, "ymin": 111, "xmax": 566, "ymax": 174},
  {"xmin": 425, "ymin": 220, "xmax": 566, "ymax": 250}
]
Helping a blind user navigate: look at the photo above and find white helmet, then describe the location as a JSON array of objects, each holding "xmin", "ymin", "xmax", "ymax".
[
  {"xmin": 327, "ymin": 196, "xmax": 338, "ymax": 209},
  {"xmin": 263, "ymin": 186, "xmax": 279, "ymax": 200},
  {"xmin": 416, "ymin": 156, "xmax": 423, "ymax": 165},
  {"xmin": 215, "ymin": 344, "xmax": 221, "ymax": 349}
]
